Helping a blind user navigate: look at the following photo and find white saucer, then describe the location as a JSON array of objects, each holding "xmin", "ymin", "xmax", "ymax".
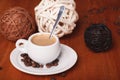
[{"xmin": 10, "ymin": 44, "xmax": 78, "ymax": 75}]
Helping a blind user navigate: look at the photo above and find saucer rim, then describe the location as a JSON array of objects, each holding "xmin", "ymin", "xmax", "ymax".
[{"xmin": 10, "ymin": 44, "xmax": 78, "ymax": 75}]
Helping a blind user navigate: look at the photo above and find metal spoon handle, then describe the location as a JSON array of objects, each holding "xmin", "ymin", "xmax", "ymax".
[{"xmin": 49, "ymin": 6, "xmax": 65, "ymax": 39}]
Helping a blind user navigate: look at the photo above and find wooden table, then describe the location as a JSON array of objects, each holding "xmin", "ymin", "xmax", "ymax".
[{"xmin": 0, "ymin": 0, "xmax": 120, "ymax": 80}]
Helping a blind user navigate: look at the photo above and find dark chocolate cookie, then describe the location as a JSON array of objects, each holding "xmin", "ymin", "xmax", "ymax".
[{"xmin": 84, "ymin": 24, "xmax": 112, "ymax": 52}]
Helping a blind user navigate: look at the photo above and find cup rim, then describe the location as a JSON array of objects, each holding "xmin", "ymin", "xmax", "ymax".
[{"xmin": 28, "ymin": 32, "xmax": 59, "ymax": 47}]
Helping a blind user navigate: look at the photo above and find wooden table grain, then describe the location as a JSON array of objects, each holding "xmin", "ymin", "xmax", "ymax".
[{"xmin": 0, "ymin": 0, "xmax": 120, "ymax": 80}]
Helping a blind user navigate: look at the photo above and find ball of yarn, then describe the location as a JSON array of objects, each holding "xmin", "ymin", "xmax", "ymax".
[
  {"xmin": 34, "ymin": 0, "xmax": 79, "ymax": 37},
  {"xmin": 84, "ymin": 24, "xmax": 112, "ymax": 52},
  {"xmin": 0, "ymin": 7, "xmax": 36, "ymax": 41}
]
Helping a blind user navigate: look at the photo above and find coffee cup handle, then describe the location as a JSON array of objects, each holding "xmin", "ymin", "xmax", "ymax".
[{"xmin": 15, "ymin": 39, "xmax": 28, "ymax": 53}]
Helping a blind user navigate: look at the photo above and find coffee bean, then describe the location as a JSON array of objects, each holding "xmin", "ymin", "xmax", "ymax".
[
  {"xmin": 114, "ymin": 21, "xmax": 120, "ymax": 26},
  {"xmin": 50, "ymin": 77, "xmax": 56, "ymax": 80},
  {"xmin": 112, "ymin": 7, "xmax": 120, "ymax": 11},
  {"xmin": 26, "ymin": 58, "xmax": 32, "ymax": 63},
  {"xmin": 118, "ymin": 30, "xmax": 120, "ymax": 34},
  {"xmin": 20, "ymin": 53, "xmax": 28, "ymax": 58},
  {"xmin": 0, "ymin": 67, "xmax": 2, "ymax": 70},
  {"xmin": 52, "ymin": 59, "xmax": 59, "ymax": 66},
  {"xmin": 97, "ymin": 7, "xmax": 107, "ymax": 13},
  {"xmin": 21, "ymin": 59, "xmax": 25, "ymax": 62},
  {"xmin": 21, "ymin": 53, "xmax": 32, "ymax": 66},
  {"xmin": 39, "ymin": 64, "xmax": 44, "ymax": 68},
  {"xmin": 60, "ymin": 73, "xmax": 66, "ymax": 77},
  {"xmin": 24, "ymin": 62, "xmax": 32, "ymax": 66},
  {"xmin": 83, "ymin": 15, "xmax": 88, "ymax": 18},
  {"xmin": 88, "ymin": 8, "xmax": 97, "ymax": 14},
  {"xmin": 31, "ymin": 61, "xmax": 40, "ymax": 68},
  {"xmin": 46, "ymin": 59, "xmax": 59, "ymax": 68},
  {"xmin": 88, "ymin": 7, "xmax": 107, "ymax": 14},
  {"xmin": 53, "ymin": 62, "xmax": 58, "ymax": 66},
  {"xmin": 46, "ymin": 63, "xmax": 52, "ymax": 68},
  {"xmin": 52, "ymin": 59, "xmax": 59, "ymax": 63}
]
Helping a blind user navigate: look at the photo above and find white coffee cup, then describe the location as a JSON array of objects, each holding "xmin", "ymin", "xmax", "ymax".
[{"xmin": 16, "ymin": 33, "xmax": 61, "ymax": 64}]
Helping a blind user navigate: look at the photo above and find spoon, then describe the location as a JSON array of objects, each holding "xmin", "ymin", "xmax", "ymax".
[{"xmin": 49, "ymin": 6, "xmax": 65, "ymax": 39}]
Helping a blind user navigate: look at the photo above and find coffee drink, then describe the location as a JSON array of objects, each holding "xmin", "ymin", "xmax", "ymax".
[
  {"xmin": 31, "ymin": 34, "xmax": 56, "ymax": 46},
  {"xmin": 16, "ymin": 32, "xmax": 61, "ymax": 64}
]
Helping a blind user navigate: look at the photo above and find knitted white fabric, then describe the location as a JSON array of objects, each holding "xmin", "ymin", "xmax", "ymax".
[{"xmin": 34, "ymin": 0, "xmax": 79, "ymax": 37}]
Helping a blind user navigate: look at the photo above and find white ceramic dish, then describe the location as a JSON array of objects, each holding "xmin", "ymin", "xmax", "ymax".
[{"xmin": 10, "ymin": 44, "xmax": 78, "ymax": 75}]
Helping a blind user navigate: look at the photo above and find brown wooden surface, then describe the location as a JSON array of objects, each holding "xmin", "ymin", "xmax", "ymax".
[{"xmin": 0, "ymin": 0, "xmax": 120, "ymax": 80}]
